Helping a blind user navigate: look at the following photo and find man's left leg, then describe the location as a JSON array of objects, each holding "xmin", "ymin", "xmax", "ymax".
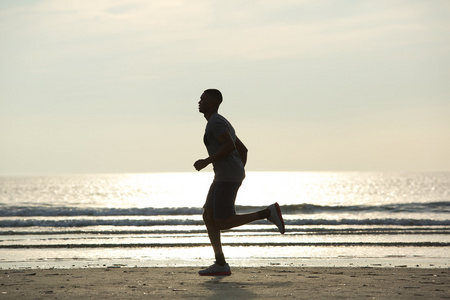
[
  {"xmin": 199, "ymin": 208, "xmax": 231, "ymax": 276},
  {"xmin": 202, "ymin": 208, "xmax": 226, "ymax": 265}
]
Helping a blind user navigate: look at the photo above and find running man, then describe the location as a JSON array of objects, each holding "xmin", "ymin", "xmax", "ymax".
[{"xmin": 194, "ymin": 89, "xmax": 285, "ymax": 276}]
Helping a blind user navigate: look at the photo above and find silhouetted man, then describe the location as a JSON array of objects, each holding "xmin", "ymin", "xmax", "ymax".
[{"xmin": 194, "ymin": 89, "xmax": 285, "ymax": 276}]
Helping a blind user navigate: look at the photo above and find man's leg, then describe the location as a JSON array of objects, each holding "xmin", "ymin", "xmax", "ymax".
[
  {"xmin": 215, "ymin": 210, "xmax": 270, "ymax": 230},
  {"xmin": 214, "ymin": 204, "xmax": 285, "ymax": 234},
  {"xmin": 202, "ymin": 208, "xmax": 226, "ymax": 265},
  {"xmin": 200, "ymin": 205, "xmax": 282, "ymax": 276},
  {"xmin": 210, "ymin": 181, "xmax": 271, "ymax": 230},
  {"xmin": 201, "ymin": 207, "xmax": 267, "ymax": 271}
]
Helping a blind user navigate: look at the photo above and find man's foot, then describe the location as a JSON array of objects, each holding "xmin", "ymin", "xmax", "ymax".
[
  {"xmin": 199, "ymin": 263, "xmax": 231, "ymax": 276},
  {"xmin": 267, "ymin": 202, "xmax": 285, "ymax": 234}
]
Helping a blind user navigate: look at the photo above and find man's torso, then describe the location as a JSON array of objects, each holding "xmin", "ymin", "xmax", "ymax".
[{"xmin": 204, "ymin": 113, "xmax": 245, "ymax": 182}]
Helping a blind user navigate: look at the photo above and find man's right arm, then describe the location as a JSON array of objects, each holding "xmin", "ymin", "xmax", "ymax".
[
  {"xmin": 194, "ymin": 132, "xmax": 236, "ymax": 171},
  {"xmin": 235, "ymin": 137, "xmax": 248, "ymax": 166}
]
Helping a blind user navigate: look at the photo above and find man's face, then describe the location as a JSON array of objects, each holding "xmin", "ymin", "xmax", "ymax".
[{"xmin": 198, "ymin": 93, "xmax": 215, "ymax": 114}]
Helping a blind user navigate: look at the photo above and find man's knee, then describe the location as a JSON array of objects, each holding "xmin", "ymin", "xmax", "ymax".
[
  {"xmin": 214, "ymin": 218, "xmax": 232, "ymax": 230},
  {"xmin": 202, "ymin": 209, "xmax": 231, "ymax": 230},
  {"xmin": 202, "ymin": 209, "xmax": 214, "ymax": 225}
]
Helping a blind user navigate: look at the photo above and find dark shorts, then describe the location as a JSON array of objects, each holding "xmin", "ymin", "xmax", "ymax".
[{"xmin": 203, "ymin": 181, "xmax": 242, "ymax": 219}]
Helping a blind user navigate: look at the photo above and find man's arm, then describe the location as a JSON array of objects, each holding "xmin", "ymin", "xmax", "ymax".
[
  {"xmin": 194, "ymin": 132, "xmax": 236, "ymax": 171},
  {"xmin": 235, "ymin": 136, "xmax": 248, "ymax": 166}
]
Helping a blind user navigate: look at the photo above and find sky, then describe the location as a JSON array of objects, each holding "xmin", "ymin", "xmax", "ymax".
[{"xmin": 1, "ymin": 0, "xmax": 449, "ymax": 175}]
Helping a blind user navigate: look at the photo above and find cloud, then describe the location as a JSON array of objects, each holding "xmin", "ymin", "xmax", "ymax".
[{"xmin": 3, "ymin": 0, "xmax": 445, "ymax": 64}]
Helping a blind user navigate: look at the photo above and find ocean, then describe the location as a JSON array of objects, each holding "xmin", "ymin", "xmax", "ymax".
[{"xmin": 0, "ymin": 172, "xmax": 449, "ymax": 269}]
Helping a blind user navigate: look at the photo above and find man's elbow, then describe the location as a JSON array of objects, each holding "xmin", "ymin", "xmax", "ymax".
[
  {"xmin": 238, "ymin": 143, "xmax": 248, "ymax": 153},
  {"xmin": 223, "ymin": 143, "xmax": 236, "ymax": 155}
]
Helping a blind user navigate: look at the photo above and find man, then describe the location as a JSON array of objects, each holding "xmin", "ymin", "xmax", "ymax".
[{"xmin": 194, "ymin": 89, "xmax": 285, "ymax": 276}]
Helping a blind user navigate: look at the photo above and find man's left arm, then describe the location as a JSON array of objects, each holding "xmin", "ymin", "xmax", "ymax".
[{"xmin": 235, "ymin": 136, "xmax": 248, "ymax": 167}]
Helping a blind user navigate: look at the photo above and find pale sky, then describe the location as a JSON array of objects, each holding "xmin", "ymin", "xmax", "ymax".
[{"xmin": 1, "ymin": 0, "xmax": 449, "ymax": 175}]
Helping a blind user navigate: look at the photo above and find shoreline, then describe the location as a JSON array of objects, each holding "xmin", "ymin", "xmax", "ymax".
[
  {"xmin": 2, "ymin": 256, "xmax": 449, "ymax": 270},
  {"xmin": 1, "ymin": 246, "xmax": 449, "ymax": 270},
  {"xmin": 1, "ymin": 257, "xmax": 448, "ymax": 270},
  {"xmin": 1, "ymin": 266, "xmax": 448, "ymax": 299},
  {"xmin": 1, "ymin": 243, "xmax": 449, "ymax": 270}
]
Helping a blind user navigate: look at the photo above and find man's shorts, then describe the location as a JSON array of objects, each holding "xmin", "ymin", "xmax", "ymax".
[{"xmin": 203, "ymin": 181, "xmax": 242, "ymax": 219}]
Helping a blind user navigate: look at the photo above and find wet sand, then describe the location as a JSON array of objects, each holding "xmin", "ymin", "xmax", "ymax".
[{"xmin": 0, "ymin": 266, "xmax": 448, "ymax": 299}]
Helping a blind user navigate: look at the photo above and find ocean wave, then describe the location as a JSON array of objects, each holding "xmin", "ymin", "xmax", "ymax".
[
  {"xmin": 270, "ymin": 202, "xmax": 450, "ymax": 214},
  {"xmin": 1, "ymin": 201, "xmax": 449, "ymax": 217},
  {"xmin": 0, "ymin": 206, "xmax": 203, "ymax": 217},
  {"xmin": 1, "ymin": 241, "xmax": 449, "ymax": 249},
  {"xmin": 1, "ymin": 218, "xmax": 449, "ymax": 228},
  {"xmin": 2, "ymin": 227, "xmax": 449, "ymax": 236}
]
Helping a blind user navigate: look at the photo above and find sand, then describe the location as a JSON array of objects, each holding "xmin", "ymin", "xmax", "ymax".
[{"xmin": 0, "ymin": 266, "xmax": 448, "ymax": 299}]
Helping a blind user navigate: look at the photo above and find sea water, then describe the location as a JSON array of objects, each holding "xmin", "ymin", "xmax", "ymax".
[{"xmin": 0, "ymin": 172, "xmax": 449, "ymax": 269}]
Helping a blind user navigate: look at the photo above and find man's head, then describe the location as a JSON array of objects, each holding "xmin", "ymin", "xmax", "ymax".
[
  {"xmin": 198, "ymin": 89, "xmax": 222, "ymax": 115},
  {"xmin": 204, "ymin": 89, "xmax": 222, "ymax": 104}
]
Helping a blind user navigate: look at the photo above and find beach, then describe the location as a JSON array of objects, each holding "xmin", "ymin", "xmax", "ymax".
[
  {"xmin": 1, "ymin": 266, "xmax": 448, "ymax": 299},
  {"xmin": 1, "ymin": 172, "xmax": 449, "ymax": 298}
]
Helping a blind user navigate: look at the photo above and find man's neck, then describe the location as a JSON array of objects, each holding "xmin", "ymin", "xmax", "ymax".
[{"xmin": 204, "ymin": 110, "xmax": 217, "ymax": 121}]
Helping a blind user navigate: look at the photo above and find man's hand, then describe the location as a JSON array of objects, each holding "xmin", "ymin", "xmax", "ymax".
[{"xmin": 194, "ymin": 159, "xmax": 210, "ymax": 171}]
